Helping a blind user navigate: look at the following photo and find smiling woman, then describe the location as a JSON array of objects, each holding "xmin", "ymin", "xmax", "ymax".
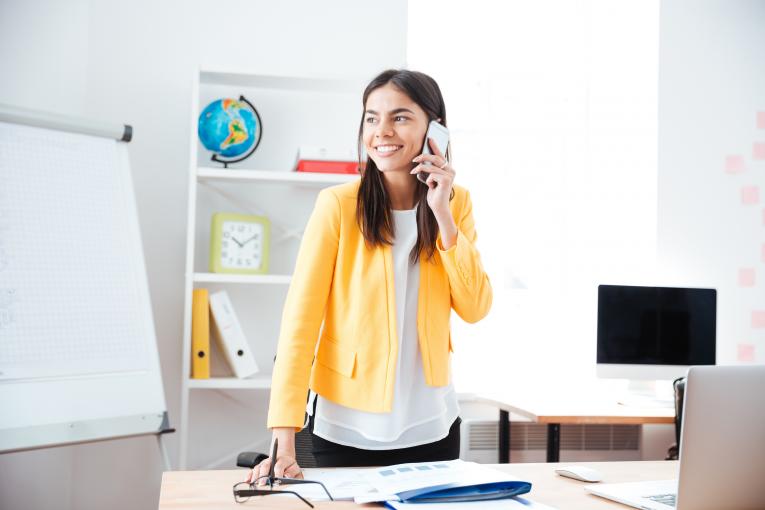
[
  {"xmin": 248, "ymin": 69, "xmax": 492, "ymax": 480},
  {"xmin": 358, "ymin": 70, "xmax": 456, "ymax": 263}
]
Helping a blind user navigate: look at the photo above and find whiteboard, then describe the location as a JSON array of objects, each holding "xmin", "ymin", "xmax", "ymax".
[{"xmin": 0, "ymin": 116, "xmax": 168, "ymax": 453}]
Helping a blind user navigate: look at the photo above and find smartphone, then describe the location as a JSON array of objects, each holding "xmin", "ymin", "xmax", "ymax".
[{"xmin": 417, "ymin": 120, "xmax": 450, "ymax": 184}]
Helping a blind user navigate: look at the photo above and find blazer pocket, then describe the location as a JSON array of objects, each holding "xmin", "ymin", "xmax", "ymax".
[{"xmin": 316, "ymin": 337, "xmax": 357, "ymax": 378}]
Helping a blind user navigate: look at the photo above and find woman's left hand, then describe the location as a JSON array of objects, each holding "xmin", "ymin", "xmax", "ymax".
[{"xmin": 411, "ymin": 138, "xmax": 455, "ymax": 216}]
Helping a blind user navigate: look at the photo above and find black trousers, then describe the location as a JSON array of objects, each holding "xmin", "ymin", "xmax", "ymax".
[{"xmin": 308, "ymin": 413, "xmax": 462, "ymax": 468}]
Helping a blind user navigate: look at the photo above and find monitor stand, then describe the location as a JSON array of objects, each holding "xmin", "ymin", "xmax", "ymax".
[{"xmin": 617, "ymin": 380, "xmax": 675, "ymax": 408}]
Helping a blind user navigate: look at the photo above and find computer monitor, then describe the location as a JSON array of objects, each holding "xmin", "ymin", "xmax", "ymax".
[{"xmin": 597, "ymin": 285, "xmax": 716, "ymax": 390}]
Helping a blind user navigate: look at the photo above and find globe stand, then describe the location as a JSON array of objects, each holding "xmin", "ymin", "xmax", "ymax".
[{"xmin": 210, "ymin": 95, "xmax": 263, "ymax": 168}]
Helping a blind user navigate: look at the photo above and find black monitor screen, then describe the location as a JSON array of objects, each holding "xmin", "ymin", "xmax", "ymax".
[{"xmin": 597, "ymin": 285, "xmax": 716, "ymax": 365}]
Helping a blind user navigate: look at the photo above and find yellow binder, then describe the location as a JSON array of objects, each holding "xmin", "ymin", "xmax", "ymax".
[{"xmin": 191, "ymin": 288, "xmax": 210, "ymax": 379}]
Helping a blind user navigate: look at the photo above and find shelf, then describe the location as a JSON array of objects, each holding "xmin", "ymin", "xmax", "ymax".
[
  {"xmin": 197, "ymin": 167, "xmax": 359, "ymax": 185},
  {"xmin": 187, "ymin": 375, "xmax": 272, "ymax": 390},
  {"xmin": 193, "ymin": 272, "xmax": 291, "ymax": 284},
  {"xmin": 199, "ymin": 69, "xmax": 364, "ymax": 93},
  {"xmin": 181, "ymin": 68, "xmax": 363, "ymax": 469}
]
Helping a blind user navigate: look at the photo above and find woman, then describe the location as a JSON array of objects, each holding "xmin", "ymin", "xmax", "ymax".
[{"xmin": 248, "ymin": 69, "xmax": 492, "ymax": 482}]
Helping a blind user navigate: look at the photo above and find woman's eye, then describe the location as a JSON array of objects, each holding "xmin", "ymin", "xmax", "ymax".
[
  {"xmin": 365, "ymin": 117, "xmax": 377, "ymax": 124},
  {"xmin": 395, "ymin": 116, "xmax": 408, "ymax": 122}
]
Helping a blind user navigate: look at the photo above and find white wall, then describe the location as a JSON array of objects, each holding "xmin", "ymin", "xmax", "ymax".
[
  {"xmin": 658, "ymin": 0, "xmax": 765, "ymax": 364},
  {"xmin": 0, "ymin": 1, "xmax": 407, "ymax": 509}
]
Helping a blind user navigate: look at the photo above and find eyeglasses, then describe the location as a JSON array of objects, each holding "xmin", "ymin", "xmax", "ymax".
[
  {"xmin": 233, "ymin": 438, "xmax": 333, "ymax": 508},
  {"xmin": 232, "ymin": 475, "xmax": 334, "ymax": 508}
]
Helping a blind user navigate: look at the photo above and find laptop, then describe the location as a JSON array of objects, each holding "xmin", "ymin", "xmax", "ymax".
[{"xmin": 585, "ymin": 365, "xmax": 765, "ymax": 510}]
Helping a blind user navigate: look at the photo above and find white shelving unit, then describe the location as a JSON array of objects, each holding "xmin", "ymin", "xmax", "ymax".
[
  {"xmin": 192, "ymin": 272, "xmax": 292, "ymax": 285},
  {"xmin": 178, "ymin": 68, "xmax": 363, "ymax": 469}
]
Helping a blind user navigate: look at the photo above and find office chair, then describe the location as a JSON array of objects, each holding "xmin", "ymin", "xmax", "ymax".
[
  {"xmin": 238, "ymin": 357, "xmax": 319, "ymax": 469},
  {"xmin": 665, "ymin": 376, "xmax": 686, "ymax": 460},
  {"xmin": 237, "ymin": 422, "xmax": 317, "ymax": 469}
]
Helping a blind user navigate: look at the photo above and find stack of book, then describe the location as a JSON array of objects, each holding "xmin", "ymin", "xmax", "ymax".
[
  {"xmin": 191, "ymin": 289, "xmax": 259, "ymax": 379},
  {"xmin": 294, "ymin": 146, "xmax": 362, "ymax": 174}
]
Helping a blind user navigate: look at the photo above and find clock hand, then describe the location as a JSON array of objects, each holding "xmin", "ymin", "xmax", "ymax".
[
  {"xmin": 230, "ymin": 236, "xmax": 244, "ymax": 247},
  {"xmin": 240, "ymin": 234, "xmax": 258, "ymax": 245}
]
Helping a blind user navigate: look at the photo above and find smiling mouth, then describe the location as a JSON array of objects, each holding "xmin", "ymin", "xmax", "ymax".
[{"xmin": 374, "ymin": 144, "xmax": 403, "ymax": 156}]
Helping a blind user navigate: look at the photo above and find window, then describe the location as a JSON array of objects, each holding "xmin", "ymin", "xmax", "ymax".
[{"xmin": 408, "ymin": 0, "xmax": 659, "ymax": 385}]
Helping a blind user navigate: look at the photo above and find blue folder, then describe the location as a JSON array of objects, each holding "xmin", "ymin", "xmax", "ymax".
[{"xmin": 389, "ymin": 480, "xmax": 532, "ymax": 504}]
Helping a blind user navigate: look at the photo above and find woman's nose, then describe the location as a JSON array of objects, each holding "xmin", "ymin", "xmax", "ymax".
[{"xmin": 375, "ymin": 118, "xmax": 394, "ymax": 137}]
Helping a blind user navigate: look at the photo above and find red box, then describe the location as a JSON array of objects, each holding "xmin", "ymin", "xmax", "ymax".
[{"xmin": 296, "ymin": 160, "xmax": 360, "ymax": 174}]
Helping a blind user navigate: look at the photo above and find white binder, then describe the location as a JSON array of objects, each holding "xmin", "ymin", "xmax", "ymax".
[{"xmin": 208, "ymin": 290, "xmax": 259, "ymax": 378}]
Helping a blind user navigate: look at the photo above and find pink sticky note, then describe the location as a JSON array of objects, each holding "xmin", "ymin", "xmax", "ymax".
[
  {"xmin": 739, "ymin": 268, "xmax": 756, "ymax": 287},
  {"xmin": 742, "ymin": 186, "xmax": 760, "ymax": 205},
  {"xmin": 754, "ymin": 142, "xmax": 765, "ymax": 161},
  {"xmin": 725, "ymin": 155, "xmax": 745, "ymax": 174},
  {"xmin": 762, "ymin": 243, "xmax": 765, "ymax": 262},
  {"xmin": 753, "ymin": 310, "xmax": 765, "ymax": 328},
  {"xmin": 758, "ymin": 111, "xmax": 765, "ymax": 129},
  {"xmin": 737, "ymin": 343, "xmax": 755, "ymax": 362}
]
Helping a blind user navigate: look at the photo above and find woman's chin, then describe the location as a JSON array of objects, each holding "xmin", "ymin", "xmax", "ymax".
[{"xmin": 374, "ymin": 161, "xmax": 409, "ymax": 173}]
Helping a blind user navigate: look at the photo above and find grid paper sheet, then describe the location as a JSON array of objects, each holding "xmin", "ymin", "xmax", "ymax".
[{"xmin": 0, "ymin": 121, "xmax": 152, "ymax": 380}]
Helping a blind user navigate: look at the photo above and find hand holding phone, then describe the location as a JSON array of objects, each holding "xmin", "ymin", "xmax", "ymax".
[{"xmin": 417, "ymin": 120, "xmax": 450, "ymax": 184}]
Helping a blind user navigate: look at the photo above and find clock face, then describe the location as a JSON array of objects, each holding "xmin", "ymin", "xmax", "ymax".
[{"xmin": 220, "ymin": 221, "xmax": 264, "ymax": 270}]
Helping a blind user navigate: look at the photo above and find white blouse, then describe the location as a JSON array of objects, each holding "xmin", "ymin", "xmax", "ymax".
[{"xmin": 307, "ymin": 205, "xmax": 460, "ymax": 450}]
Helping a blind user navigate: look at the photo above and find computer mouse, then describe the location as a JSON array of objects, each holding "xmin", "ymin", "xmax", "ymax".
[{"xmin": 554, "ymin": 465, "xmax": 603, "ymax": 483}]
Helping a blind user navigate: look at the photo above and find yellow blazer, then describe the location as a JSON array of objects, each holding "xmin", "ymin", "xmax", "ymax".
[{"xmin": 267, "ymin": 180, "xmax": 492, "ymax": 429}]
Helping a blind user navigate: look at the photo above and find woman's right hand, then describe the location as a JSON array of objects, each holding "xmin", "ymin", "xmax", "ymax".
[
  {"xmin": 244, "ymin": 428, "xmax": 304, "ymax": 485},
  {"xmin": 247, "ymin": 454, "xmax": 303, "ymax": 485}
]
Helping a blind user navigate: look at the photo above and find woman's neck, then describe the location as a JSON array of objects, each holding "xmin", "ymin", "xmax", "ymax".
[{"xmin": 382, "ymin": 171, "xmax": 418, "ymax": 210}]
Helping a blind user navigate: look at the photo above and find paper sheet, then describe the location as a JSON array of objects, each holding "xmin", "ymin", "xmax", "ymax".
[
  {"xmin": 361, "ymin": 459, "xmax": 522, "ymax": 498},
  {"xmin": 269, "ymin": 468, "xmax": 378, "ymax": 501}
]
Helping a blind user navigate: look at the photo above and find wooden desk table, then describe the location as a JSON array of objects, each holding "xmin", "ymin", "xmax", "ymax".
[
  {"xmin": 159, "ymin": 461, "xmax": 679, "ymax": 509},
  {"xmin": 462, "ymin": 392, "xmax": 675, "ymax": 463}
]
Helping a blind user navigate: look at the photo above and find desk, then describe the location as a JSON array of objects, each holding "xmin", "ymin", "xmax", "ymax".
[
  {"xmin": 158, "ymin": 460, "xmax": 679, "ymax": 509},
  {"xmin": 462, "ymin": 392, "xmax": 675, "ymax": 463}
]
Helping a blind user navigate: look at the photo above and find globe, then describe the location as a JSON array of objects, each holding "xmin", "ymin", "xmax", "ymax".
[{"xmin": 198, "ymin": 96, "xmax": 261, "ymax": 166}]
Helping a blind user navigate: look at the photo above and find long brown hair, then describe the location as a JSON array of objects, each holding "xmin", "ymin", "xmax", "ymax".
[{"xmin": 356, "ymin": 69, "xmax": 454, "ymax": 264}]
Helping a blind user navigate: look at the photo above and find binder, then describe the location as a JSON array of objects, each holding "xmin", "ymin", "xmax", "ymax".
[
  {"xmin": 191, "ymin": 288, "xmax": 210, "ymax": 379},
  {"xmin": 208, "ymin": 290, "xmax": 259, "ymax": 378},
  {"xmin": 390, "ymin": 480, "xmax": 532, "ymax": 504},
  {"xmin": 355, "ymin": 460, "xmax": 532, "ymax": 505}
]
